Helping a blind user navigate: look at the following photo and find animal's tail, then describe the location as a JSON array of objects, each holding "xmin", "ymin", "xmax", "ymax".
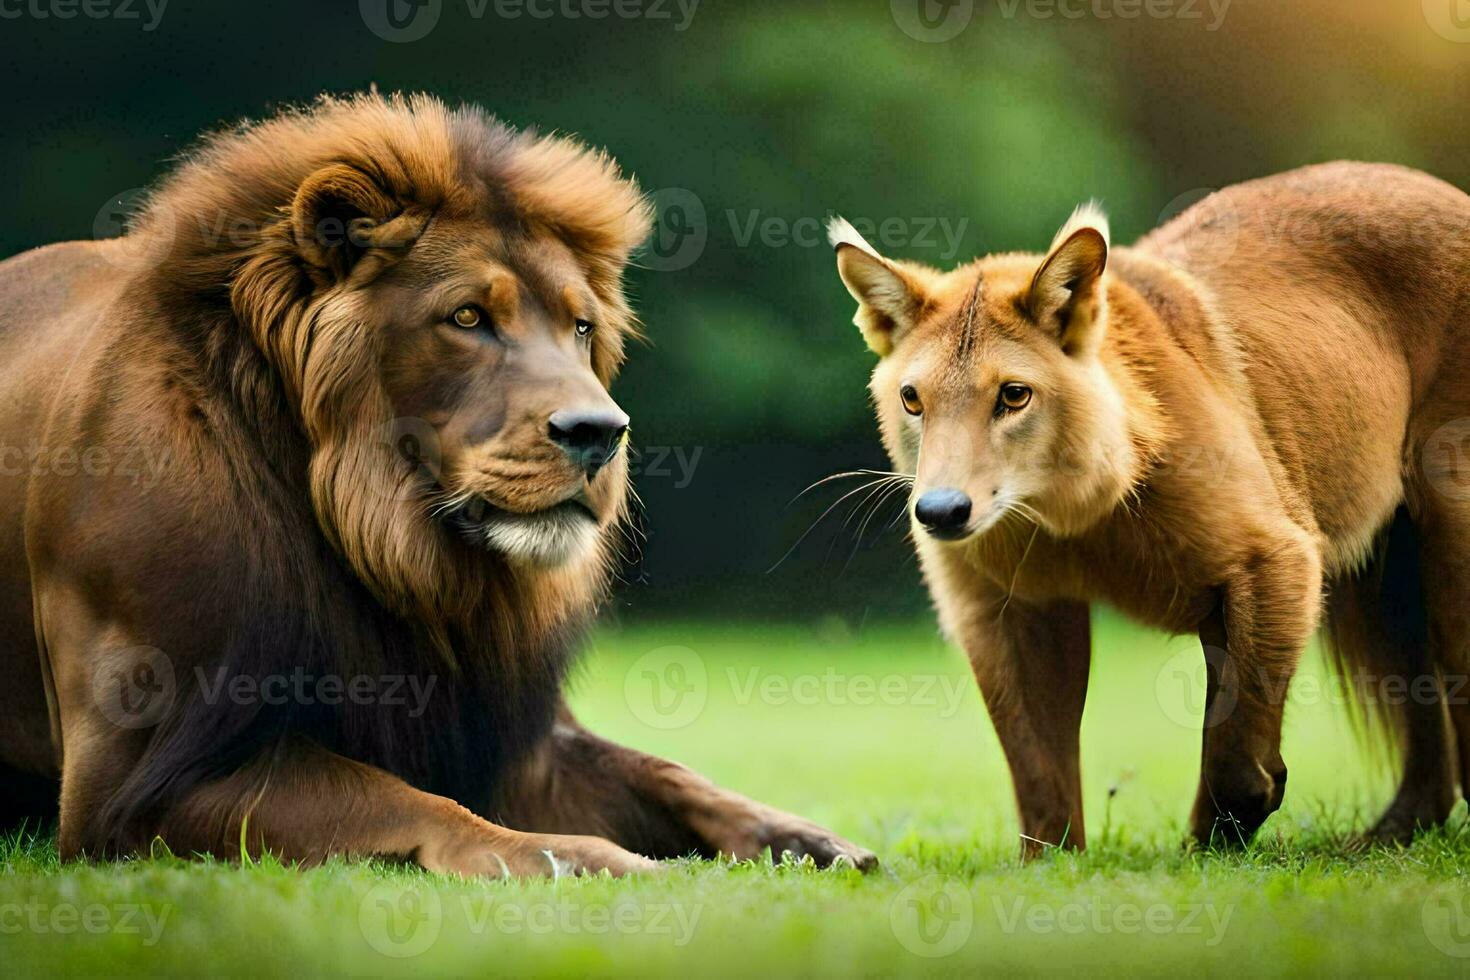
[{"xmin": 1321, "ymin": 506, "xmax": 1428, "ymax": 763}]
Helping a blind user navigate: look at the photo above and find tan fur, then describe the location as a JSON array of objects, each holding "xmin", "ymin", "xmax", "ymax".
[{"xmin": 831, "ymin": 162, "xmax": 1470, "ymax": 853}]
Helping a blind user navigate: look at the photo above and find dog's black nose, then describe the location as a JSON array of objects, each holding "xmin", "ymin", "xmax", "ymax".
[
  {"xmin": 548, "ymin": 408, "xmax": 629, "ymax": 477},
  {"xmin": 914, "ymin": 488, "xmax": 973, "ymax": 537}
]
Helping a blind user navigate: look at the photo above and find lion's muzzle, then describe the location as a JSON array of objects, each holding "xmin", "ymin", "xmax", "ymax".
[{"xmin": 547, "ymin": 407, "xmax": 629, "ymax": 479}]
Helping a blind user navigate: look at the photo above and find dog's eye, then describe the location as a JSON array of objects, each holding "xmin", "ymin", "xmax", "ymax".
[
  {"xmin": 575, "ymin": 319, "xmax": 595, "ymax": 338},
  {"xmin": 999, "ymin": 383, "xmax": 1033, "ymax": 412},
  {"xmin": 900, "ymin": 385, "xmax": 923, "ymax": 416},
  {"xmin": 451, "ymin": 305, "xmax": 485, "ymax": 329}
]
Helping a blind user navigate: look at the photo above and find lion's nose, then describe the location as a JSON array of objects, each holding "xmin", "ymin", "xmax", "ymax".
[{"xmin": 548, "ymin": 408, "xmax": 630, "ymax": 478}]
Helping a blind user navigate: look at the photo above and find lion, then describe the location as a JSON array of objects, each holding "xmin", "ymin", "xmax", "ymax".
[
  {"xmin": 0, "ymin": 92, "xmax": 875, "ymax": 876},
  {"xmin": 827, "ymin": 162, "xmax": 1470, "ymax": 854}
]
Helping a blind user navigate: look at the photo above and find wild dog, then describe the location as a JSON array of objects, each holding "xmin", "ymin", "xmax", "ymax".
[{"xmin": 827, "ymin": 162, "xmax": 1470, "ymax": 854}]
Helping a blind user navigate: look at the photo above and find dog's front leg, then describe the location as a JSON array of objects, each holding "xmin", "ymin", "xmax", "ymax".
[
  {"xmin": 493, "ymin": 706, "xmax": 878, "ymax": 870},
  {"xmin": 956, "ymin": 592, "xmax": 1091, "ymax": 858},
  {"xmin": 1189, "ymin": 533, "xmax": 1322, "ymax": 847}
]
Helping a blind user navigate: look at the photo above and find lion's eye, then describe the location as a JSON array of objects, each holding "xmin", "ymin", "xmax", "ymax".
[
  {"xmin": 900, "ymin": 385, "xmax": 923, "ymax": 417},
  {"xmin": 451, "ymin": 306, "xmax": 483, "ymax": 329},
  {"xmin": 575, "ymin": 319, "xmax": 595, "ymax": 338},
  {"xmin": 999, "ymin": 383, "xmax": 1033, "ymax": 412}
]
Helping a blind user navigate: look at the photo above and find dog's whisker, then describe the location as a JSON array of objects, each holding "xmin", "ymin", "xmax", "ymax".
[
  {"xmin": 841, "ymin": 476, "xmax": 907, "ymax": 530},
  {"xmin": 844, "ymin": 478, "xmax": 913, "ymax": 571},
  {"xmin": 767, "ymin": 477, "xmax": 898, "ymax": 573},
  {"xmin": 787, "ymin": 469, "xmax": 912, "ymax": 507}
]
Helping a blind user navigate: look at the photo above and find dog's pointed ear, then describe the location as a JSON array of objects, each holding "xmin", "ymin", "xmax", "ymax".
[
  {"xmin": 1025, "ymin": 203, "xmax": 1110, "ymax": 356},
  {"xmin": 290, "ymin": 164, "xmax": 428, "ymax": 280},
  {"xmin": 827, "ymin": 216, "xmax": 931, "ymax": 357}
]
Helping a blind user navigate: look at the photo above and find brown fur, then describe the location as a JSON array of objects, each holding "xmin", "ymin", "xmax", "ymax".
[
  {"xmin": 830, "ymin": 163, "xmax": 1470, "ymax": 853},
  {"xmin": 0, "ymin": 93, "xmax": 875, "ymax": 876}
]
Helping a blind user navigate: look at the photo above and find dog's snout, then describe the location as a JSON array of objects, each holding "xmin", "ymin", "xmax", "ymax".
[
  {"xmin": 548, "ymin": 407, "xmax": 629, "ymax": 477},
  {"xmin": 914, "ymin": 488, "xmax": 973, "ymax": 539}
]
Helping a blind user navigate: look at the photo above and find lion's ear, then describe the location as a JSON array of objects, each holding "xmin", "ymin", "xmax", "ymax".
[{"xmin": 290, "ymin": 165, "xmax": 426, "ymax": 279}]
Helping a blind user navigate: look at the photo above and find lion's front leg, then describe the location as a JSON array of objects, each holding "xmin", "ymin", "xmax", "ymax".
[{"xmin": 494, "ymin": 707, "xmax": 878, "ymax": 870}]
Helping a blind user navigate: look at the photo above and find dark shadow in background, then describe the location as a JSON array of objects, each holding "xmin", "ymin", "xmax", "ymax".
[{"xmin": 4, "ymin": 0, "xmax": 1467, "ymax": 622}]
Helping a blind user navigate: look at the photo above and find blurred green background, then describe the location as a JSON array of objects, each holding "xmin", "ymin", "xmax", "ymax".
[{"xmin": 4, "ymin": 0, "xmax": 1469, "ymax": 620}]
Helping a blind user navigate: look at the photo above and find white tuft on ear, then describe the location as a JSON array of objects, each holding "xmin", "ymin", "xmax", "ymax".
[
  {"xmin": 1027, "ymin": 201, "xmax": 1111, "ymax": 356},
  {"xmin": 827, "ymin": 215, "xmax": 932, "ymax": 357},
  {"xmin": 826, "ymin": 215, "xmax": 882, "ymax": 259},
  {"xmin": 1048, "ymin": 200, "xmax": 1110, "ymax": 254}
]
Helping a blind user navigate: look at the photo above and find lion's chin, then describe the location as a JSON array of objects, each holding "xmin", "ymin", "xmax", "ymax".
[{"xmin": 455, "ymin": 498, "xmax": 601, "ymax": 569}]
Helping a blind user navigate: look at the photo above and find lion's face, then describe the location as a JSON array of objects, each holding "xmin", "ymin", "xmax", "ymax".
[
  {"xmin": 218, "ymin": 113, "xmax": 652, "ymax": 604},
  {"xmin": 368, "ymin": 218, "xmax": 631, "ymax": 568}
]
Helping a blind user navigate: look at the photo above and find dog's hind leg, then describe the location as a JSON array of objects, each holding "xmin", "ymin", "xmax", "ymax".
[
  {"xmin": 1329, "ymin": 508, "xmax": 1456, "ymax": 843},
  {"xmin": 1413, "ymin": 495, "xmax": 1470, "ymax": 823}
]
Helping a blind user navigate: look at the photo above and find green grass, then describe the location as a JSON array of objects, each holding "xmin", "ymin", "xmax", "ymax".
[{"xmin": 6, "ymin": 616, "xmax": 1470, "ymax": 977}]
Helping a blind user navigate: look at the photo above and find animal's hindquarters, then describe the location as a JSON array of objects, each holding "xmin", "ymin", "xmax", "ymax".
[{"xmin": 1323, "ymin": 506, "xmax": 1458, "ymax": 839}]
